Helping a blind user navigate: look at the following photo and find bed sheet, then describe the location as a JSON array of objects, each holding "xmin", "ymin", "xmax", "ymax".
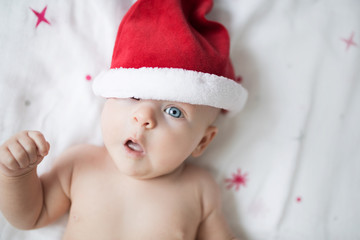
[{"xmin": 0, "ymin": 0, "xmax": 359, "ymax": 239}]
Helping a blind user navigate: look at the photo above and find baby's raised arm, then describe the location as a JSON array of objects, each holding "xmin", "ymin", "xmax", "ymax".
[{"xmin": 0, "ymin": 131, "xmax": 70, "ymax": 230}]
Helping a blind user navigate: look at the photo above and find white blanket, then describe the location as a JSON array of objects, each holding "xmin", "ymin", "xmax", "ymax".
[{"xmin": 0, "ymin": 0, "xmax": 359, "ymax": 239}]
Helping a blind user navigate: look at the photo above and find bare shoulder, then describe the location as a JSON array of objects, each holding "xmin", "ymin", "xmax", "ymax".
[
  {"xmin": 184, "ymin": 164, "xmax": 236, "ymax": 240},
  {"xmin": 183, "ymin": 164, "xmax": 222, "ymax": 217},
  {"xmin": 45, "ymin": 144, "xmax": 106, "ymax": 197},
  {"xmin": 57, "ymin": 144, "xmax": 104, "ymax": 160},
  {"xmin": 52, "ymin": 144, "xmax": 105, "ymax": 168},
  {"xmin": 51, "ymin": 144, "xmax": 107, "ymax": 177},
  {"xmin": 183, "ymin": 164, "xmax": 218, "ymax": 186}
]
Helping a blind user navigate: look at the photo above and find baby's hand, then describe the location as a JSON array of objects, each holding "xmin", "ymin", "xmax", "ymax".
[{"xmin": 0, "ymin": 131, "xmax": 50, "ymax": 178}]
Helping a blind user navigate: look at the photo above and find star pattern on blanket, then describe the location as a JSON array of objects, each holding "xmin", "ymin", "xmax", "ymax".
[
  {"xmin": 341, "ymin": 32, "xmax": 357, "ymax": 51},
  {"xmin": 30, "ymin": 6, "xmax": 51, "ymax": 28},
  {"xmin": 225, "ymin": 168, "xmax": 248, "ymax": 191}
]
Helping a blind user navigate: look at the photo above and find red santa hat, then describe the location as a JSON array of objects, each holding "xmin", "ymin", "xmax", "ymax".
[{"xmin": 93, "ymin": 0, "xmax": 248, "ymax": 114}]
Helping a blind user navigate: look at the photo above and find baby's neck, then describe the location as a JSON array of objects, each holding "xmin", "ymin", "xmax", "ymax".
[{"xmin": 120, "ymin": 162, "xmax": 187, "ymax": 183}]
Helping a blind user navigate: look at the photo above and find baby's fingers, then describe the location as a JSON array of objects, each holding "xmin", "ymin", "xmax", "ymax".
[
  {"xmin": 27, "ymin": 131, "xmax": 50, "ymax": 158},
  {"xmin": 17, "ymin": 132, "xmax": 39, "ymax": 166},
  {"xmin": 0, "ymin": 145, "xmax": 21, "ymax": 170}
]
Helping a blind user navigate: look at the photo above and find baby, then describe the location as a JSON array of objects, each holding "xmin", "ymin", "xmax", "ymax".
[{"xmin": 0, "ymin": 0, "xmax": 247, "ymax": 239}]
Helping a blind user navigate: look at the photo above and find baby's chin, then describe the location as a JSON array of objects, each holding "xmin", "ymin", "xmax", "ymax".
[{"xmin": 117, "ymin": 162, "xmax": 185, "ymax": 181}]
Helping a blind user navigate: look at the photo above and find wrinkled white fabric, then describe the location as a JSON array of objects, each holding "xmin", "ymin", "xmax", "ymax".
[{"xmin": 0, "ymin": 0, "xmax": 359, "ymax": 239}]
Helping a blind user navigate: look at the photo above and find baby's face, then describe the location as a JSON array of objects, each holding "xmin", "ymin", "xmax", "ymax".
[{"xmin": 101, "ymin": 98, "xmax": 219, "ymax": 179}]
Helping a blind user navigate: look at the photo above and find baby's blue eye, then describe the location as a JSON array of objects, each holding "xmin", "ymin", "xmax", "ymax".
[{"xmin": 165, "ymin": 107, "xmax": 183, "ymax": 118}]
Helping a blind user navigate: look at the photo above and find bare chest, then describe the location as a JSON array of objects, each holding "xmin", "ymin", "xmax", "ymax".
[{"xmin": 63, "ymin": 171, "xmax": 202, "ymax": 240}]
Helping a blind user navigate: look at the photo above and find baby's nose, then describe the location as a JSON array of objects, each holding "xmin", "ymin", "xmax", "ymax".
[{"xmin": 132, "ymin": 105, "xmax": 157, "ymax": 129}]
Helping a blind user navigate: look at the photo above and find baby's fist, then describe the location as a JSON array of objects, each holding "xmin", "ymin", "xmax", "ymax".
[{"xmin": 0, "ymin": 131, "xmax": 50, "ymax": 177}]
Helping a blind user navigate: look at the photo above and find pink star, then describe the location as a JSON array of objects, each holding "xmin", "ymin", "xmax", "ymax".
[
  {"xmin": 30, "ymin": 6, "xmax": 51, "ymax": 28},
  {"xmin": 225, "ymin": 168, "xmax": 248, "ymax": 191},
  {"xmin": 341, "ymin": 32, "xmax": 357, "ymax": 51}
]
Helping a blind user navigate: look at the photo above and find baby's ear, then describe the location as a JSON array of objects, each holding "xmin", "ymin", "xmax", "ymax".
[{"xmin": 191, "ymin": 126, "xmax": 218, "ymax": 157}]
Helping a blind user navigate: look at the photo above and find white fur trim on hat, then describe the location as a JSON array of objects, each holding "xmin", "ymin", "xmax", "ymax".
[{"xmin": 92, "ymin": 67, "xmax": 248, "ymax": 114}]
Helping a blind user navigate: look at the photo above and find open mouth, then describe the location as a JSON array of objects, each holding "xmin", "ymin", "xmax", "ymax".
[{"xmin": 125, "ymin": 139, "xmax": 144, "ymax": 153}]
